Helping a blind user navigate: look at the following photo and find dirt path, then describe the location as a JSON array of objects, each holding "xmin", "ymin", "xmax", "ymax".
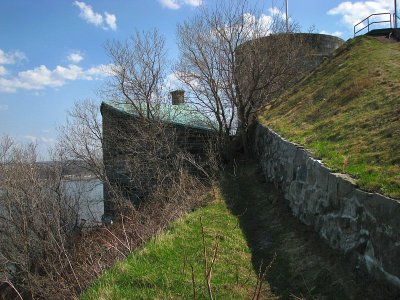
[{"xmin": 220, "ymin": 161, "xmax": 397, "ymax": 299}]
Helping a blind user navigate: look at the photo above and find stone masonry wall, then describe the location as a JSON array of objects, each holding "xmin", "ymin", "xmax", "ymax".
[{"xmin": 255, "ymin": 124, "xmax": 400, "ymax": 289}]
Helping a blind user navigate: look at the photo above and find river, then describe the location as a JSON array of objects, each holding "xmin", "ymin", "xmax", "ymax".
[
  {"xmin": 0, "ymin": 179, "xmax": 103, "ymax": 224},
  {"xmin": 63, "ymin": 179, "xmax": 104, "ymax": 224}
]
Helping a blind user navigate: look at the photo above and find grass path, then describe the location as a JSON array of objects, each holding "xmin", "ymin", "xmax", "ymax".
[
  {"xmin": 82, "ymin": 188, "xmax": 277, "ymax": 299},
  {"xmin": 221, "ymin": 161, "xmax": 397, "ymax": 299},
  {"xmin": 82, "ymin": 161, "xmax": 398, "ymax": 299}
]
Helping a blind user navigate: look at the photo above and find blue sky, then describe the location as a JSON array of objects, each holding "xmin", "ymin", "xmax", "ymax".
[{"xmin": 0, "ymin": 0, "xmax": 396, "ymax": 158}]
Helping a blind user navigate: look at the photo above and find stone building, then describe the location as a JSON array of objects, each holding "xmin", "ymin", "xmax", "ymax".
[{"xmin": 101, "ymin": 91, "xmax": 214, "ymax": 219}]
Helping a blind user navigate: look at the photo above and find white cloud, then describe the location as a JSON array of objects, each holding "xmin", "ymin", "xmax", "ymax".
[
  {"xmin": 159, "ymin": 0, "xmax": 202, "ymax": 10},
  {"xmin": 159, "ymin": 0, "xmax": 180, "ymax": 9},
  {"xmin": 0, "ymin": 104, "xmax": 8, "ymax": 112},
  {"xmin": 328, "ymin": 0, "xmax": 392, "ymax": 28},
  {"xmin": 67, "ymin": 51, "xmax": 84, "ymax": 64},
  {"xmin": 0, "ymin": 63, "xmax": 113, "ymax": 93},
  {"xmin": 73, "ymin": 1, "xmax": 117, "ymax": 31},
  {"xmin": 23, "ymin": 135, "xmax": 55, "ymax": 145},
  {"xmin": 40, "ymin": 137, "xmax": 56, "ymax": 144},
  {"xmin": 86, "ymin": 64, "xmax": 113, "ymax": 77},
  {"xmin": 268, "ymin": 7, "xmax": 287, "ymax": 20},
  {"xmin": 24, "ymin": 135, "xmax": 37, "ymax": 143},
  {"xmin": 74, "ymin": 1, "xmax": 103, "ymax": 26},
  {"xmin": 242, "ymin": 12, "xmax": 276, "ymax": 36},
  {"xmin": 0, "ymin": 49, "xmax": 26, "ymax": 65},
  {"xmin": 0, "ymin": 66, "xmax": 7, "ymax": 76},
  {"xmin": 105, "ymin": 12, "xmax": 117, "ymax": 31},
  {"xmin": 239, "ymin": 6, "xmax": 291, "ymax": 37},
  {"xmin": 183, "ymin": 0, "xmax": 202, "ymax": 7},
  {"xmin": 164, "ymin": 72, "xmax": 181, "ymax": 90},
  {"xmin": 320, "ymin": 30, "xmax": 343, "ymax": 37},
  {"xmin": 165, "ymin": 71, "xmax": 200, "ymax": 92}
]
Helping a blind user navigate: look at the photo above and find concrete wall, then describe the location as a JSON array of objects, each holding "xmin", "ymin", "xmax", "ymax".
[
  {"xmin": 236, "ymin": 33, "xmax": 344, "ymax": 81},
  {"xmin": 254, "ymin": 124, "xmax": 400, "ymax": 289}
]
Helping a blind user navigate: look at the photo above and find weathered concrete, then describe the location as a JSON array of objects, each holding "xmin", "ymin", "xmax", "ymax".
[
  {"xmin": 237, "ymin": 33, "xmax": 344, "ymax": 82},
  {"xmin": 255, "ymin": 124, "xmax": 400, "ymax": 290}
]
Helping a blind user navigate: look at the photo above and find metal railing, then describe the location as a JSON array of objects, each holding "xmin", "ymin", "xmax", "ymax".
[
  {"xmin": 395, "ymin": 13, "xmax": 400, "ymax": 28},
  {"xmin": 354, "ymin": 13, "xmax": 392, "ymax": 36}
]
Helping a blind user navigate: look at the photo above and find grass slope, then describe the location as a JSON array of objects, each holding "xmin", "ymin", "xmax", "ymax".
[
  {"xmin": 82, "ymin": 162, "xmax": 398, "ymax": 299},
  {"xmin": 82, "ymin": 192, "xmax": 277, "ymax": 299},
  {"xmin": 260, "ymin": 36, "xmax": 400, "ymax": 198}
]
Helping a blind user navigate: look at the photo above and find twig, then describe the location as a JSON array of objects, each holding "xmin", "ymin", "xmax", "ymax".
[
  {"xmin": 2, "ymin": 277, "xmax": 23, "ymax": 300},
  {"xmin": 200, "ymin": 217, "xmax": 221, "ymax": 300},
  {"xmin": 200, "ymin": 217, "xmax": 212, "ymax": 299},
  {"xmin": 252, "ymin": 254, "xmax": 277, "ymax": 300},
  {"xmin": 121, "ymin": 214, "xmax": 132, "ymax": 252},
  {"xmin": 191, "ymin": 264, "xmax": 197, "ymax": 300},
  {"xmin": 103, "ymin": 226, "xmax": 131, "ymax": 252}
]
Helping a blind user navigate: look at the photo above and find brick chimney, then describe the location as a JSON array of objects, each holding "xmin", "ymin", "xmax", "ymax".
[{"xmin": 171, "ymin": 90, "xmax": 185, "ymax": 105}]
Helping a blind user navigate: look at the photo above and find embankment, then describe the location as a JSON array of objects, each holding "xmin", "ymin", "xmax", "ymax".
[{"xmin": 254, "ymin": 124, "xmax": 400, "ymax": 291}]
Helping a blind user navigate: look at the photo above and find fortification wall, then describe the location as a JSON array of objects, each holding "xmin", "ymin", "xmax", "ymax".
[
  {"xmin": 254, "ymin": 124, "xmax": 400, "ymax": 290},
  {"xmin": 236, "ymin": 33, "xmax": 344, "ymax": 80}
]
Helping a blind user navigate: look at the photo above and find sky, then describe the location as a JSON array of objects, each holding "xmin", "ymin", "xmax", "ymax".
[{"xmin": 0, "ymin": 0, "xmax": 397, "ymax": 159}]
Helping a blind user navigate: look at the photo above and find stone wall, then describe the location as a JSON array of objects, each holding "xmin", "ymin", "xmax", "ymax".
[
  {"xmin": 254, "ymin": 124, "xmax": 400, "ymax": 289},
  {"xmin": 236, "ymin": 33, "xmax": 344, "ymax": 80},
  {"xmin": 101, "ymin": 102, "xmax": 213, "ymax": 219}
]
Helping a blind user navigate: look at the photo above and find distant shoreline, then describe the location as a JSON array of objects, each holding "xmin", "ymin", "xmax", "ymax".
[{"xmin": 62, "ymin": 174, "xmax": 99, "ymax": 181}]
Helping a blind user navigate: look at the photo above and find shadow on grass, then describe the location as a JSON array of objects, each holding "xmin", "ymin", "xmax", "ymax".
[{"xmin": 219, "ymin": 159, "xmax": 398, "ymax": 300}]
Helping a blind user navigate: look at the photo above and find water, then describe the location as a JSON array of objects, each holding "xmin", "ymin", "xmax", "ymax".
[
  {"xmin": 0, "ymin": 179, "xmax": 104, "ymax": 224},
  {"xmin": 63, "ymin": 179, "xmax": 104, "ymax": 224}
]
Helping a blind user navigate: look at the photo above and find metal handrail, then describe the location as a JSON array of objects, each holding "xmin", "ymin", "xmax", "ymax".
[{"xmin": 354, "ymin": 13, "xmax": 392, "ymax": 36}]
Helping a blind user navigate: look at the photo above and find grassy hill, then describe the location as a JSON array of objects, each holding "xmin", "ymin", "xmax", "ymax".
[{"xmin": 260, "ymin": 36, "xmax": 400, "ymax": 198}]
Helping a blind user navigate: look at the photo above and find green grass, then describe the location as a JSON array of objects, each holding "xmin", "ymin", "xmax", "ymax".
[
  {"xmin": 81, "ymin": 162, "xmax": 396, "ymax": 299},
  {"xmin": 81, "ymin": 190, "xmax": 276, "ymax": 299},
  {"xmin": 260, "ymin": 36, "xmax": 400, "ymax": 198}
]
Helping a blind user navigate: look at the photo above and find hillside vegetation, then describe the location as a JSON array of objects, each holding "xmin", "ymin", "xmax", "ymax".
[{"xmin": 260, "ymin": 36, "xmax": 400, "ymax": 198}]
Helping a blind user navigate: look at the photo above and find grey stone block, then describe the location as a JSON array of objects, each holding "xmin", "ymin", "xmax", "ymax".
[
  {"xmin": 296, "ymin": 164, "xmax": 308, "ymax": 182},
  {"xmin": 337, "ymin": 174, "xmax": 357, "ymax": 198},
  {"xmin": 255, "ymin": 124, "xmax": 400, "ymax": 290},
  {"xmin": 315, "ymin": 163, "xmax": 330, "ymax": 191}
]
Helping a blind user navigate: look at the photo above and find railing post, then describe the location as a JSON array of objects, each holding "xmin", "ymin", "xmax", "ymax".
[{"xmin": 368, "ymin": 18, "xmax": 370, "ymax": 32}]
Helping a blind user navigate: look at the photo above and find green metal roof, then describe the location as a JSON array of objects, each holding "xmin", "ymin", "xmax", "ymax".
[{"xmin": 102, "ymin": 101, "xmax": 214, "ymax": 131}]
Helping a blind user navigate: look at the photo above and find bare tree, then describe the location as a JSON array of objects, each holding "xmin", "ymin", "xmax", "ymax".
[
  {"xmin": 0, "ymin": 28, "xmax": 217, "ymax": 299},
  {"xmin": 0, "ymin": 137, "xmax": 82, "ymax": 298},
  {"xmin": 176, "ymin": 0, "xmax": 310, "ymax": 155},
  {"xmin": 99, "ymin": 28, "xmax": 217, "ymax": 218},
  {"xmin": 0, "ymin": 133, "xmax": 210, "ymax": 299},
  {"xmin": 58, "ymin": 100, "xmax": 104, "ymax": 180},
  {"xmin": 104, "ymin": 28, "xmax": 167, "ymax": 119},
  {"xmin": 57, "ymin": 29, "xmax": 216, "ymax": 221}
]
